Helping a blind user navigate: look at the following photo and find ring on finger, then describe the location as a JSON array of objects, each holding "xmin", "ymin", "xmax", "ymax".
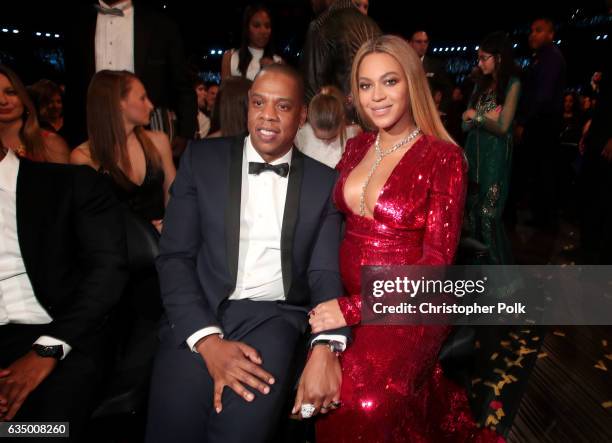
[{"xmin": 300, "ymin": 403, "xmax": 316, "ymax": 419}]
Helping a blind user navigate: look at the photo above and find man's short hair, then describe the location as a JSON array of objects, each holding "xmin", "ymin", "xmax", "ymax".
[
  {"xmin": 409, "ymin": 29, "xmax": 429, "ymax": 41},
  {"xmin": 256, "ymin": 64, "xmax": 305, "ymax": 104}
]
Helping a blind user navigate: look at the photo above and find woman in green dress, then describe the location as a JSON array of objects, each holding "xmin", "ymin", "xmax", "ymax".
[{"xmin": 462, "ymin": 32, "xmax": 521, "ymax": 264}]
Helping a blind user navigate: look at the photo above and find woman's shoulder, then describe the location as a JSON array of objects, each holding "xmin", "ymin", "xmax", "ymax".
[
  {"xmin": 70, "ymin": 142, "xmax": 95, "ymax": 167},
  {"xmin": 423, "ymin": 135, "xmax": 467, "ymax": 167},
  {"xmin": 335, "ymin": 130, "xmax": 374, "ymax": 171}
]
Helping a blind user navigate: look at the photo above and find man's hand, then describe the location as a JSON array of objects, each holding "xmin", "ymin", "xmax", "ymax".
[
  {"xmin": 600, "ymin": 138, "xmax": 612, "ymax": 162},
  {"xmin": 309, "ymin": 299, "xmax": 347, "ymax": 334},
  {"xmin": 196, "ymin": 335, "xmax": 275, "ymax": 413},
  {"xmin": 171, "ymin": 136, "xmax": 189, "ymax": 160},
  {"xmin": 0, "ymin": 351, "xmax": 57, "ymax": 421},
  {"xmin": 292, "ymin": 345, "xmax": 342, "ymax": 417}
]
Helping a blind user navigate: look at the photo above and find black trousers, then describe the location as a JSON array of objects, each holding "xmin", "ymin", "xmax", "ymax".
[
  {"xmin": 145, "ymin": 300, "xmax": 308, "ymax": 443},
  {"xmin": 0, "ymin": 324, "xmax": 106, "ymax": 442}
]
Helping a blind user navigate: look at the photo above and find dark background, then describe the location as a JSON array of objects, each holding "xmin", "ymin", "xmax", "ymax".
[{"xmin": 1, "ymin": 0, "xmax": 610, "ymax": 88}]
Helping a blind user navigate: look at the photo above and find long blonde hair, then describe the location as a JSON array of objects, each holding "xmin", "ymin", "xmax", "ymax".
[
  {"xmin": 0, "ymin": 65, "xmax": 48, "ymax": 160},
  {"xmin": 350, "ymin": 35, "xmax": 455, "ymax": 144}
]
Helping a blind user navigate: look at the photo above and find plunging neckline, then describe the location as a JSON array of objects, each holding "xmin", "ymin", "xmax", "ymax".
[{"xmin": 341, "ymin": 134, "xmax": 425, "ymax": 220}]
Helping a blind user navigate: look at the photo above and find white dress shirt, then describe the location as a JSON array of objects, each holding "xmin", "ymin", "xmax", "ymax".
[
  {"xmin": 95, "ymin": 0, "xmax": 135, "ymax": 73},
  {"xmin": 186, "ymin": 136, "xmax": 346, "ymax": 352},
  {"xmin": 0, "ymin": 149, "xmax": 71, "ymax": 358}
]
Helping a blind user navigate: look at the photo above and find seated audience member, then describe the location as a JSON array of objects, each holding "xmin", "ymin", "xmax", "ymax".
[
  {"xmin": 194, "ymin": 78, "xmax": 211, "ymax": 139},
  {"xmin": 204, "ymin": 81, "xmax": 219, "ymax": 117},
  {"xmin": 0, "ymin": 65, "xmax": 70, "ymax": 163},
  {"xmin": 0, "ymin": 143, "xmax": 127, "ymax": 440},
  {"xmin": 207, "ymin": 76, "xmax": 252, "ymax": 138},
  {"xmin": 70, "ymin": 70, "xmax": 175, "ymax": 231},
  {"xmin": 295, "ymin": 86, "xmax": 361, "ymax": 168},
  {"xmin": 28, "ymin": 79, "xmax": 66, "ymax": 138},
  {"xmin": 71, "ymin": 70, "xmax": 177, "ymax": 419}
]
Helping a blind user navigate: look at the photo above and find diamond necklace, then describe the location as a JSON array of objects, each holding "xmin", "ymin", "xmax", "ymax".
[{"xmin": 359, "ymin": 128, "xmax": 421, "ymax": 217}]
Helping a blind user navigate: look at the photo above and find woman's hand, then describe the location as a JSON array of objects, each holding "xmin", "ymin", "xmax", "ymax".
[
  {"xmin": 462, "ymin": 109, "xmax": 477, "ymax": 122},
  {"xmin": 309, "ymin": 300, "xmax": 347, "ymax": 333}
]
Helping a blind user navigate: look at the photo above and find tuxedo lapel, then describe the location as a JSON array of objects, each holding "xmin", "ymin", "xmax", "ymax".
[
  {"xmin": 225, "ymin": 137, "xmax": 244, "ymax": 288},
  {"xmin": 281, "ymin": 148, "xmax": 303, "ymax": 297},
  {"xmin": 15, "ymin": 161, "xmax": 44, "ymax": 291},
  {"xmin": 133, "ymin": 8, "xmax": 152, "ymax": 76}
]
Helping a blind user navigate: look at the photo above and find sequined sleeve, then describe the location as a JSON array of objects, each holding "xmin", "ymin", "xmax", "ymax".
[
  {"xmin": 416, "ymin": 145, "xmax": 467, "ymax": 265},
  {"xmin": 338, "ymin": 294, "xmax": 362, "ymax": 326}
]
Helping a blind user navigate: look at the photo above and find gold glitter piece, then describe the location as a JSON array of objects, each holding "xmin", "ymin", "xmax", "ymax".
[
  {"xmin": 485, "ymin": 415, "xmax": 499, "ymax": 426},
  {"xmin": 495, "ymin": 408, "xmax": 506, "ymax": 420},
  {"xmin": 605, "ymin": 354, "xmax": 612, "ymax": 361},
  {"xmin": 553, "ymin": 331, "xmax": 566, "ymax": 337},
  {"xmin": 602, "ymin": 401, "xmax": 612, "ymax": 409},
  {"xmin": 532, "ymin": 336, "xmax": 540, "ymax": 341},
  {"xmin": 505, "ymin": 356, "xmax": 524, "ymax": 368},
  {"xmin": 490, "ymin": 352, "xmax": 499, "ymax": 361},
  {"xmin": 500, "ymin": 340, "xmax": 511, "ymax": 348},
  {"xmin": 517, "ymin": 346, "xmax": 537, "ymax": 356},
  {"xmin": 484, "ymin": 381, "xmax": 501, "ymax": 396},
  {"xmin": 509, "ymin": 332, "xmax": 519, "ymax": 340},
  {"xmin": 472, "ymin": 378, "xmax": 482, "ymax": 386},
  {"xmin": 519, "ymin": 339, "xmax": 527, "ymax": 345},
  {"xmin": 538, "ymin": 352, "xmax": 548, "ymax": 359},
  {"xmin": 520, "ymin": 329, "xmax": 531, "ymax": 334}
]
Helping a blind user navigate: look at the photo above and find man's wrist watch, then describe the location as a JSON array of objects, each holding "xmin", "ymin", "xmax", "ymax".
[
  {"xmin": 32, "ymin": 344, "xmax": 64, "ymax": 360},
  {"xmin": 312, "ymin": 339, "xmax": 344, "ymax": 356}
]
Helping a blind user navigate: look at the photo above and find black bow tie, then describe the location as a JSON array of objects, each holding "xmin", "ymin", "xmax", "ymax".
[
  {"xmin": 248, "ymin": 162, "xmax": 290, "ymax": 177},
  {"xmin": 94, "ymin": 4, "xmax": 125, "ymax": 16}
]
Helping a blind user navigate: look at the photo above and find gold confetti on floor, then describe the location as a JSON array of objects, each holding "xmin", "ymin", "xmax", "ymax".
[
  {"xmin": 509, "ymin": 333, "xmax": 520, "ymax": 340},
  {"xmin": 538, "ymin": 352, "xmax": 548, "ymax": 359},
  {"xmin": 601, "ymin": 401, "xmax": 612, "ymax": 409},
  {"xmin": 605, "ymin": 354, "xmax": 612, "ymax": 361},
  {"xmin": 490, "ymin": 352, "xmax": 499, "ymax": 361},
  {"xmin": 495, "ymin": 408, "xmax": 506, "ymax": 420},
  {"xmin": 594, "ymin": 360, "xmax": 608, "ymax": 371},
  {"xmin": 532, "ymin": 336, "xmax": 540, "ymax": 341},
  {"xmin": 554, "ymin": 331, "xmax": 566, "ymax": 337},
  {"xmin": 484, "ymin": 381, "xmax": 501, "ymax": 396},
  {"xmin": 485, "ymin": 414, "xmax": 499, "ymax": 426}
]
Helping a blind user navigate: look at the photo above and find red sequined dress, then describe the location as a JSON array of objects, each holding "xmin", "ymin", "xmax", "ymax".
[{"xmin": 316, "ymin": 133, "xmax": 502, "ymax": 442}]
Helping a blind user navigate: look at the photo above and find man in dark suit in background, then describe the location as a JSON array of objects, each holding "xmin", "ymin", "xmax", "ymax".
[
  {"xmin": 64, "ymin": 0, "xmax": 196, "ymax": 158},
  {"xmin": 409, "ymin": 29, "xmax": 453, "ymax": 114},
  {"xmin": 0, "ymin": 148, "xmax": 127, "ymax": 440},
  {"xmin": 302, "ymin": 0, "xmax": 381, "ymax": 103},
  {"xmin": 146, "ymin": 64, "xmax": 349, "ymax": 443}
]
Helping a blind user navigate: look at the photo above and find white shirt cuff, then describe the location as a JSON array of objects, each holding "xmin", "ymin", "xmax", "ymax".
[
  {"xmin": 34, "ymin": 336, "xmax": 72, "ymax": 360},
  {"xmin": 311, "ymin": 334, "xmax": 347, "ymax": 352},
  {"xmin": 186, "ymin": 327, "xmax": 224, "ymax": 352}
]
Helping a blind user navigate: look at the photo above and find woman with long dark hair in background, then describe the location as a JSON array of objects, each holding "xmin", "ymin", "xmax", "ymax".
[
  {"xmin": 462, "ymin": 32, "xmax": 521, "ymax": 265},
  {"xmin": 221, "ymin": 4, "xmax": 283, "ymax": 81}
]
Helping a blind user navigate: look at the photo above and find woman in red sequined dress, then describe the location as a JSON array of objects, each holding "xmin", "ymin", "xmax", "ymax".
[{"xmin": 307, "ymin": 36, "xmax": 502, "ymax": 442}]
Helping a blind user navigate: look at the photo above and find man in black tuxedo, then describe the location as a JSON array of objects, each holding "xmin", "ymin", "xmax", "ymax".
[
  {"xmin": 64, "ymin": 0, "xmax": 196, "ymax": 157},
  {"xmin": 409, "ymin": 30, "xmax": 453, "ymax": 113},
  {"xmin": 0, "ymin": 149, "xmax": 127, "ymax": 439},
  {"xmin": 146, "ymin": 64, "xmax": 349, "ymax": 443}
]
